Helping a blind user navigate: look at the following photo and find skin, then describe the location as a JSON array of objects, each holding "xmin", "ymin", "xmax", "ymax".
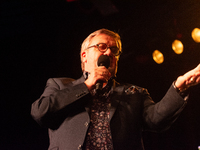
[
  {"xmin": 82, "ymin": 34, "xmax": 118, "ymax": 91},
  {"xmin": 175, "ymin": 64, "xmax": 200, "ymax": 91},
  {"xmin": 81, "ymin": 33, "xmax": 200, "ymax": 92}
]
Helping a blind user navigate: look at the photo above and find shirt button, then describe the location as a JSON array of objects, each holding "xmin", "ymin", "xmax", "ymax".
[
  {"xmin": 84, "ymin": 122, "xmax": 88, "ymax": 127},
  {"xmin": 78, "ymin": 145, "xmax": 82, "ymax": 149}
]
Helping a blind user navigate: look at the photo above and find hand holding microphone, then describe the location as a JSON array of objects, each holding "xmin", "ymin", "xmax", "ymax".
[{"xmin": 84, "ymin": 55, "xmax": 111, "ymax": 91}]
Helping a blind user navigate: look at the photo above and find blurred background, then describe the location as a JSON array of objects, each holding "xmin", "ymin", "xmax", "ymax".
[{"xmin": 1, "ymin": 0, "xmax": 200, "ymax": 149}]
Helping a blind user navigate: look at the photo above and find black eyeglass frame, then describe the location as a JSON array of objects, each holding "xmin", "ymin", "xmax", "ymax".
[{"xmin": 86, "ymin": 43, "xmax": 122, "ymax": 56}]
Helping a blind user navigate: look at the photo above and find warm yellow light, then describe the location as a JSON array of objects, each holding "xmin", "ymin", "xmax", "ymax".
[
  {"xmin": 191, "ymin": 28, "xmax": 200, "ymax": 43},
  {"xmin": 152, "ymin": 50, "xmax": 164, "ymax": 64},
  {"xmin": 172, "ymin": 39, "xmax": 184, "ymax": 54}
]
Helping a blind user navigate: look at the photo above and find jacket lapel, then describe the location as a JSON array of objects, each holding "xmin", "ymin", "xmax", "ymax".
[
  {"xmin": 109, "ymin": 84, "xmax": 125, "ymax": 120},
  {"xmin": 72, "ymin": 75, "xmax": 85, "ymax": 85},
  {"xmin": 72, "ymin": 76, "xmax": 124, "ymax": 118}
]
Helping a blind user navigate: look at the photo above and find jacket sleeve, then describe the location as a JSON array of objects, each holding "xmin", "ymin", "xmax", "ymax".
[
  {"xmin": 31, "ymin": 78, "xmax": 91, "ymax": 129},
  {"xmin": 142, "ymin": 84, "xmax": 188, "ymax": 132}
]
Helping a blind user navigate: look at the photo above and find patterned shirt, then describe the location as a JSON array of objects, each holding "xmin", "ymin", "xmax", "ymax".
[{"xmin": 84, "ymin": 74, "xmax": 114, "ymax": 150}]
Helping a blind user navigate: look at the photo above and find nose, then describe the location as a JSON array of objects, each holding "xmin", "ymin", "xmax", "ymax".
[{"xmin": 104, "ymin": 48, "xmax": 112, "ymax": 56}]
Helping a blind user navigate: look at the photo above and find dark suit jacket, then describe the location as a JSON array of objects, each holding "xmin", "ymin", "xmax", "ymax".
[{"xmin": 31, "ymin": 76, "xmax": 188, "ymax": 150}]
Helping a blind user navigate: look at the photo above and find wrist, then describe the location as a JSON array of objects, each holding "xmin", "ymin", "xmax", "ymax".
[
  {"xmin": 84, "ymin": 80, "xmax": 94, "ymax": 91},
  {"xmin": 173, "ymin": 80, "xmax": 188, "ymax": 93}
]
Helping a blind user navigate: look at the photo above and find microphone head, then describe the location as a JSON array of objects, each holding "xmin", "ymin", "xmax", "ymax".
[{"xmin": 97, "ymin": 55, "xmax": 110, "ymax": 68}]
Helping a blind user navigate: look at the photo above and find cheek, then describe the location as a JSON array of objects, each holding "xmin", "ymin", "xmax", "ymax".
[
  {"xmin": 108, "ymin": 59, "xmax": 118, "ymax": 76},
  {"xmin": 110, "ymin": 57, "xmax": 117, "ymax": 67},
  {"xmin": 87, "ymin": 53, "xmax": 100, "ymax": 67}
]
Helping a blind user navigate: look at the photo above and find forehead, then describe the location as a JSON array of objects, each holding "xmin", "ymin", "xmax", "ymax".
[{"xmin": 89, "ymin": 34, "xmax": 117, "ymax": 46}]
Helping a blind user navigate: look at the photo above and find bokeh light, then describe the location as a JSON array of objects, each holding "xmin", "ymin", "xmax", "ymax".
[
  {"xmin": 152, "ymin": 50, "xmax": 164, "ymax": 64},
  {"xmin": 191, "ymin": 28, "xmax": 200, "ymax": 43},
  {"xmin": 172, "ymin": 39, "xmax": 184, "ymax": 54}
]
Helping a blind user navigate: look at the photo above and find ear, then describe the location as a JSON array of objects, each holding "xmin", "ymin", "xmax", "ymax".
[{"xmin": 81, "ymin": 51, "xmax": 87, "ymax": 62}]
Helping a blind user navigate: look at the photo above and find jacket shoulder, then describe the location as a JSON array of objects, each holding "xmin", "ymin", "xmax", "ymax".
[
  {"xmin": 56, "ymin": 77, "xmax": 75, "ymax": 85},
  {"xmin": 47, "ymin": 77, "xmax": 75, "ymax": 89}
]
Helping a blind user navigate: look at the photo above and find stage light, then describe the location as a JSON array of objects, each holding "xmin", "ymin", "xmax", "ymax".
[
  {"xmin": 152, "ymin": 50, "xmax": 164, "ymax": 64},
  {"xmin": 191, "ymin": 28, "xmax": 200, "ymax": 43},
  {"xmin": 172, "ymin": 39, "xmax": 184, "ymax": 54}
]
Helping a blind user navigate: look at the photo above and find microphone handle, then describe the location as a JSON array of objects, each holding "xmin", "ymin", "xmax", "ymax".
[{"xmin": 96, "ymin": 81, "xmax": 103, "ymax": 92}]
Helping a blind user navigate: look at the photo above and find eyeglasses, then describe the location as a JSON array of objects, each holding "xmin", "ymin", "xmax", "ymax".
[{"xmin": 86, "ymin": 43, "xmax": 121, "ymax": 56}]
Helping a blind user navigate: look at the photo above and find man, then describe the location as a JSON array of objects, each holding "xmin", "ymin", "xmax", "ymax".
[{"xmin": 31, "ymin": 29, "xmax": 200, "ymax": 150}]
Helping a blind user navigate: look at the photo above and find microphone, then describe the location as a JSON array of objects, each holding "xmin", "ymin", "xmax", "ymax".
[{"xmin": 96, "ymin": 55, "xmax": 110, "ymax": 92}]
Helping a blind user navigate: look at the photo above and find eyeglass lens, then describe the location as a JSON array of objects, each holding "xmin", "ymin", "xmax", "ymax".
[{"xmin": 98, "ymin": 43, "xmax": 120, "ymax": 56}]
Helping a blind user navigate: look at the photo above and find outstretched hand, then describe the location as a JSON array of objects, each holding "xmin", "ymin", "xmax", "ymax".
[{"xmin": 175, "ymin": 64, "xmax": 200, "ymax": 91}]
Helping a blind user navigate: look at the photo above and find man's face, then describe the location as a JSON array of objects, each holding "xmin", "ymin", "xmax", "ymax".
[{"xmin": 82, "ymin": 34, "xmax": 118, "ymax": 76}]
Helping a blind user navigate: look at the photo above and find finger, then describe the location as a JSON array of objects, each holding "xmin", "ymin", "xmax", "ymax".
[
  {"xmin": 101, "ymin": 71, "xmax": 110, "ymax": 76},
  {"xmin": 186, "ymin": 74, "xmax": 200, "ymax": 87},
  {"xmin": 189, "ymin": 76, "xmax": 195, "ymax": 84},
  {"xmin": 99, "ymin": 71, "xmax": 111, "ymax": 82},
  {"xmin": 101, "ymin": 71, "xmax": 106, "ymax": 76},
  {"xmin": 196, "ymin": 76, "xmax": 200, "ymax": 83}
]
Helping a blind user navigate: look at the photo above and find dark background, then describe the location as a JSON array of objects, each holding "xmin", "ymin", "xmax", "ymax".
[{"xmin": 1, "ymin": 0, "xmax": 200, "ymax": 149}]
